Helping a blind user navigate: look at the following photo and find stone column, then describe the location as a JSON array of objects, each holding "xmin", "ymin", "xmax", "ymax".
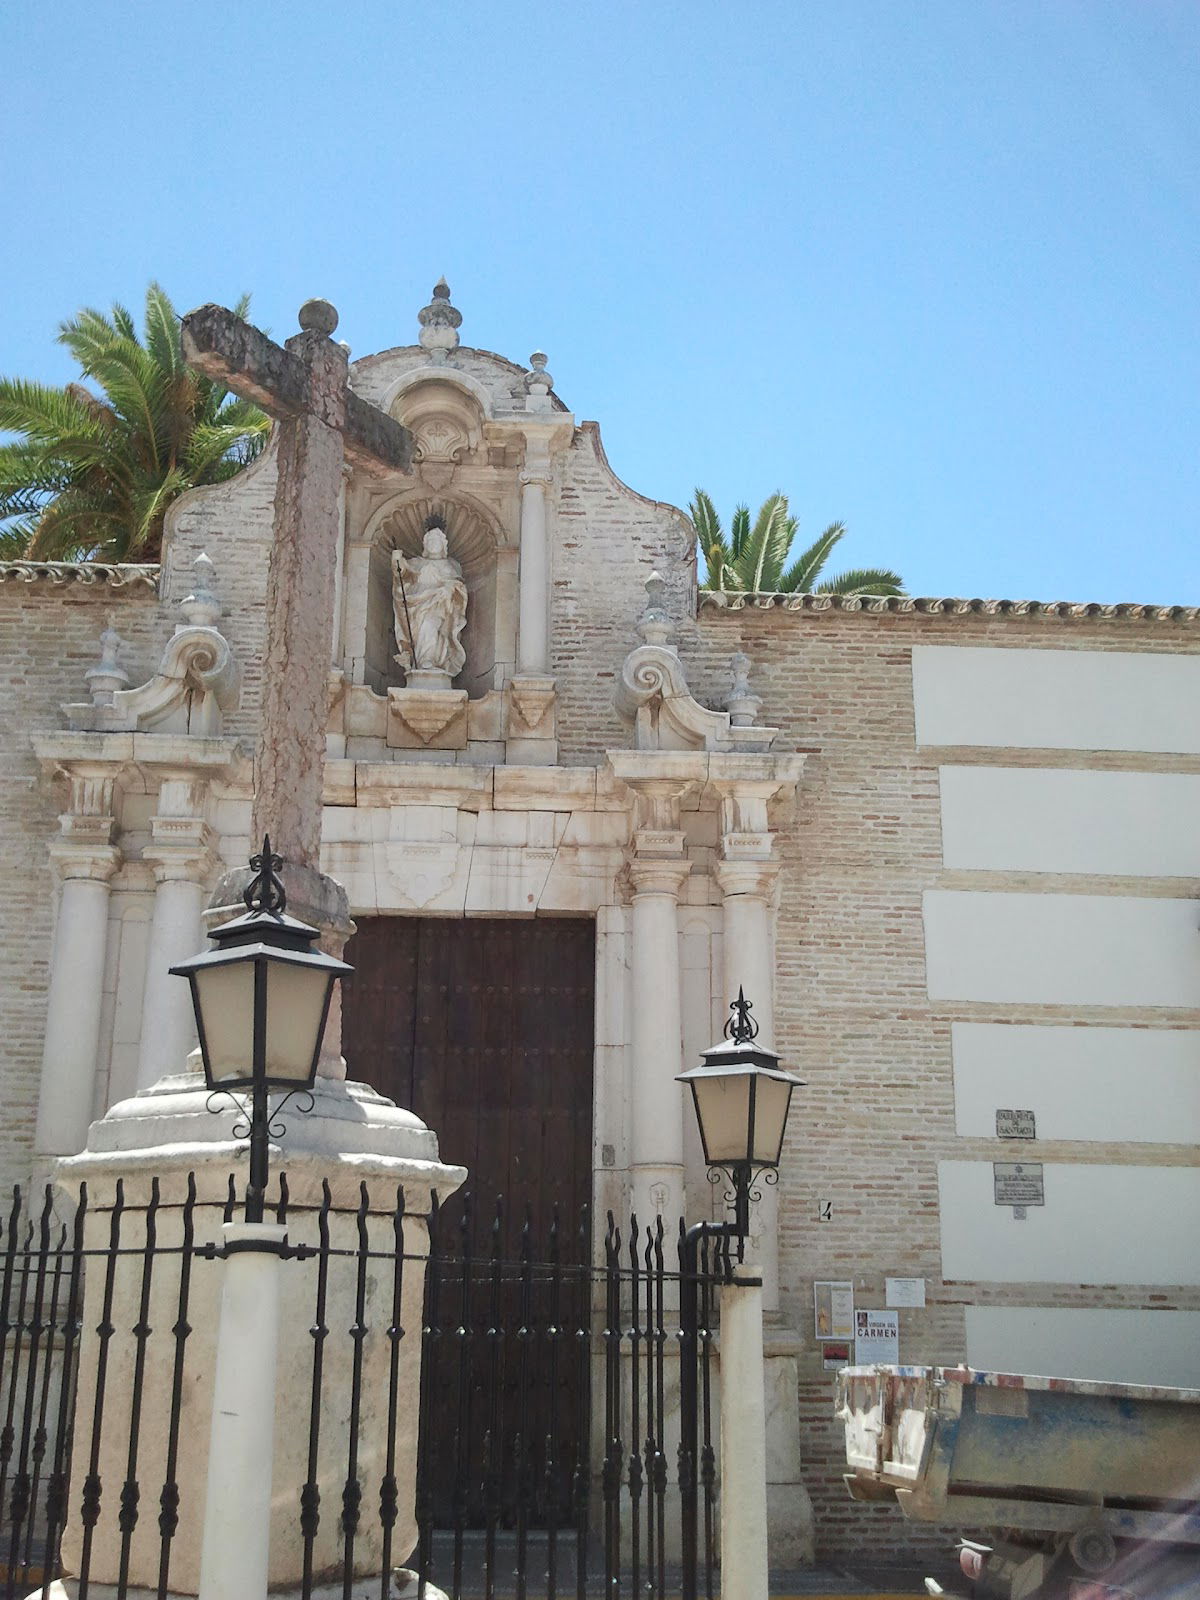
[
  {"xmin": 198, "ymin": 1219, "xmax": 288, "ymax": 1600},
  {"xmin": 628, "ymin": 853, "xmax": 691, "ymax": 1225},
  {"xmin": 138, "ymin": 780, "xmax": 216, "ymax": 1090},
  {"xmin": 34, "ymin": 772, "xmax": 121, "ymax": 1159},
  {"xmin": 517, "ymin": 466, "xmax": 550, "ymax": 675},
  {"xmin": 720, "ymin": 1264, "xmax": 770, "ymax": 1600},
  {"xmin": 715, "ymin": 858, "xmax": 781, "ymax": 1305}
]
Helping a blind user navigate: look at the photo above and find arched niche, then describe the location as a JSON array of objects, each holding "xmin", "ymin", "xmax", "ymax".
[
  {"xmin": 360, "ymin": 494, "xmax": 510, "ymax": 699},
  {"xmin": 389, "ymin": 376, "xmax": 487, "ymax": 471}
]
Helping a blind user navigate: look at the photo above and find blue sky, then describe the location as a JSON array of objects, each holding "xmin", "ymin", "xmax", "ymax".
[{"xmin": 3, "ymin": 1, "xmax": 1197, "ymax": 601}]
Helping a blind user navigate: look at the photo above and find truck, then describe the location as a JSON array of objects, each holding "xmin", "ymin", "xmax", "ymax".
[{"xmin": 836, "ymin": 1364, "xmax": 1200, "ymax": 1599}]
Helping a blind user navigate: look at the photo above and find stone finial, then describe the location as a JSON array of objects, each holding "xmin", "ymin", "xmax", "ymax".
[
  {"xmin": 84, "ymin": 622, "xmax": 129, "ymax": 706},
  {"xmin": 637, "ymin": 571, "xmax": 676, "ymax": 649},
  {"xmin": 726, "ymin": 651, "xmax": 763, "ymax": 727},
  {"xmin": 298, "ymin": 298, "xmax": 339, "ymax": 337},
  {"xmin": 518, "ymin": 350, "xmax": 555, "ymax": 413},
  {"xmin": 418, "ymin": 277, "xmax": 462, "ymax": 364},
  {"xmin": 179, "ymin": 552, "xmax": 222, "ymax": 629}
]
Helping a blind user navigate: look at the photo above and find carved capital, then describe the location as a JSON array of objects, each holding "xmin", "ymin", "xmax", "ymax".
[
  {"xmin": 145, "ymin": 808, "xmax": 216, "ymax": 884},
  {"xmin": 48, "ymin": 837, "xmax": 120, "ymax": 884},
  {"xmin": 143, "ymin": 834, "xmax": 218, "ymax": 886},
  {"xmin": 715, "ymin": 859, "xmax": 781, "ymax": 902},
  {"xmin": 629, "ymin": 857, "xmax": 691, "ymax": 900}
]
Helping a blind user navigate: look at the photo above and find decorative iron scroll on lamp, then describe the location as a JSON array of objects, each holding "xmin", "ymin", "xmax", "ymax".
[
  {"xmin": 170, "ymin": 836, "xmax": 352, "ymax": 1223},
  {"xmin": 676, "ymin": 987, "xmax": 803, "ymax": 1248}
]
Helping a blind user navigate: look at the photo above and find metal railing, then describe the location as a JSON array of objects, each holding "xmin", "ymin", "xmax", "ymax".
[{"xmin": 0, "ymin": 1181, "xmax": 721, "ymax": 1600}]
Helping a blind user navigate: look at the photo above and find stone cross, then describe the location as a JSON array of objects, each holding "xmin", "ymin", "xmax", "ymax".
[{"xmin": 182, "ymin": 299, "xmax": 413, "ymax": 871}]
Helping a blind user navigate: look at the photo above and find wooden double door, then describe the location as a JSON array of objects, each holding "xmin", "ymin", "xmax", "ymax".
[
  {"xmin": 341, "ymin": 917, "xmax": 596, "ymax": 1529},
  {"xmin": 342, "ymin": 916, "xmax": 595, "ymax": 1239}
]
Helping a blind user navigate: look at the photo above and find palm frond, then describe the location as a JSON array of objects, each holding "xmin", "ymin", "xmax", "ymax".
[
  {"xmin": 778, "ymin": 520, "xmax": 846, "ymax": 593},
  {"xmin": 143, "ymin": 281, "xmax": 185, "ymax": 380},
  {"xmin": 0, "ymin": 379, "xmax": 104, "ymax": 443},
  {"xmin": 742, "ymin": 492, "xmax": 792, "ymax": 591},
  {"xmin": 815, "ymin": 567, "xmax": 906, "ymax": 596},
  {"xmin": 729, "ymin": 504, "xmax": 750, "ymax": 562}
]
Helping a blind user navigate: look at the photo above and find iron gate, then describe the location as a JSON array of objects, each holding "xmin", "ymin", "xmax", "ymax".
[{"xmin": 0, "ymin": 1179, "xmax": 722, "ymax": 1600}]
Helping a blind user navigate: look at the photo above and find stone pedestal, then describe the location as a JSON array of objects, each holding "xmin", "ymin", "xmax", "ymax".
[
  {"xmin": 54, "ymin": 1069, "xmax": 465, "ymax": 1597},
  {"xmin": 386, "ymin": 686, "xmax": 469, "ymax": 750}
]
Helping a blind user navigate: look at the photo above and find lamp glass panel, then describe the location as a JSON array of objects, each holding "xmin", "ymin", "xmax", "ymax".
[
  {"xmin": 693, "ymin": 1073, "xmax": 753, "ymax": 1165},
  {"xmin": 194, "ymin": 962, "xmax": 256, "ymax": 1083},
  {"xmin": 751, "ymin": 1075, "xmax": 794, "ymax": 1164},
  {"xmin": 264, "ymin": 961, "xmax": 331, "ymax": 1082}
]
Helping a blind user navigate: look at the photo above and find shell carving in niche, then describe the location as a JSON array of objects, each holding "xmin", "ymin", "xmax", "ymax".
[{"xmin": 414, "ymin": 418, "xmax": 467, "ymax": 464}]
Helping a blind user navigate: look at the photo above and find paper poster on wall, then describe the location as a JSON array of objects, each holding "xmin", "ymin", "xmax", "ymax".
[
  {"xmin": 813, "ymin": 1281, "xmax": 855, "ymax": 1341},
  {"xmin": 854, "ymin": 1309, "xmax": 899, "ymax": 1366},
  {"xmin": 885, "ymin": 1277, "xmax": 926, "ymax": 1309},
  {"xmin": 822, "ymin": 1340, "xmax": 851, "ymax": 1371}
]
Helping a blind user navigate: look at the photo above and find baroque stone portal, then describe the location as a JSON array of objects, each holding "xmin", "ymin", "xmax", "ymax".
[{"xmin": 392, "ymin": 521, "xmax": 469, "ymax": 686}]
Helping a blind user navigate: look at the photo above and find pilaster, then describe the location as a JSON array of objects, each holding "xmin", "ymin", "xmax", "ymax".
[
  {"xmin": 35, "ymin": 772, "xmax": 122, "ymax": 1158},
  {"xmin": 138, "ymin": 779, "xmax": 220, "ymax": 1091}
]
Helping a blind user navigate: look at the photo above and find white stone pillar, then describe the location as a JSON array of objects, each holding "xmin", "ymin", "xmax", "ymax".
[
  {"xmin": 629, "ymin": 856, "xmax": 691, "ymax": 1224},
  {"xmin": 717, "ymin": 858, "xmax": 783, "ymax": 1310},
  {"xmin": 198, "ymin": 1220, "xmax": 287, "ymax": 1600},
  {"xmin": 720, "ymin": 1264, "xmax": 770, "ymax": 1600},
  {"xmin": 517, "ymin": 469, "xmax": 550, "ymax": 675},
  {"xmin": 34, "ymin": 776, "xmax": 120, "ymax": 1159},
  {"xmin": 137, "ymin": 864, "xmax": 209, "ymax": 1089},
  {"xmin": 138, "ymin": 779, "xmax": 215, "ymax": 1090}
]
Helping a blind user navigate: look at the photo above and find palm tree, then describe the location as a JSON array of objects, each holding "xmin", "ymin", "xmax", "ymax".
[
  {"xmin": 691, "ymin": 489, "xmax": 904, "ymax": 595},
  {"xmin": 0, "ymin": 283, "xmax": 270, "ymax": 562}
]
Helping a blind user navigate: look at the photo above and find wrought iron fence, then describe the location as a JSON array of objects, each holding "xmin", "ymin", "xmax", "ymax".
[{"xmin": 0, "ymin": 1180, "xmax": 722, "ymax": 1600}]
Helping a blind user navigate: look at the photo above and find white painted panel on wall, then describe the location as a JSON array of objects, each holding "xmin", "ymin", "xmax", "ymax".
[
  {"xmin": 939, "ymin": 767, "xmax": 1200, "ymax": 877},
  {"xmin": 912, "ymin": 645, "xmax": 1200, "ymax": 753},
  {"xmin": 965, "ymin": 1306, "xmax": 1200, "ymax": 1388},
  {"xmin": 924, "ymin": 891, "xmax": 1200, "ymax": 1007},
  {"xmin": 938, "ymin": 1160, "xmax": 1200, "ymax": 1285},
  {"xmin": 952, "ymin": 1023, "xmax": 1200, "ymax": 1143}
]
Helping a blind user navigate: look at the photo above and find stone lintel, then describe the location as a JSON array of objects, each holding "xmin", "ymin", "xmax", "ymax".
[{"xmin": 355, "ymin": 761, "xmax": 493, "ymax": 811}]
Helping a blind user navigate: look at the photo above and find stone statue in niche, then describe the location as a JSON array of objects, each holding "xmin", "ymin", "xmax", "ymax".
[{"xmin": 392, "ymin": 521, "xmax": 469, "ymax": 688}]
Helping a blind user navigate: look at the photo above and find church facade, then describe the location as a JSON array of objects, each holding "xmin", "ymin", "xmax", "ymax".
[{"xmin": 2, "ymin": 283, "xmax": 1198, "ymax": 1558}]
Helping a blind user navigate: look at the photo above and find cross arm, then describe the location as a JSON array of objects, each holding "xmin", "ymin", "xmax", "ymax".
[
  {"xmin": 343, "ymin": 390, "xmax": 414, "ymax": 476},
  {"xmin": 182, "ymin": 303, "xmax": 414, "ymax": 477},
  {"xmin": 182, "ymin": 304, "xmax": 310, "ymax": 420}
]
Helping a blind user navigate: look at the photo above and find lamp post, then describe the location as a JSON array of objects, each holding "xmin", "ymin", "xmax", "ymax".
[
  {"xmin": 675, "ymin": 990, "xmax": 802, "ymax": 1600},
  {"xmin": 170, "ymin": 836, "xmax": 352, "ymax": 1600},
  {"xmin": 170, "ymin": 834, "xmax": 351, "ymax": 1221}
]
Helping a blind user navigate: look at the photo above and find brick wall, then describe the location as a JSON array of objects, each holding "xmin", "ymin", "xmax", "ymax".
[
  {"xmin": 0, "ymin": 577, "xmax": 163, "ymax": 1191},
  {"xmin": 685, "ymin": 604, "xmax": 1200, "ymax": 1554}
]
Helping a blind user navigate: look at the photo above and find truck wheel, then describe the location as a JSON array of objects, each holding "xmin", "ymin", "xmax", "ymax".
[{"xmin": 1069, "ymin": 1528, "xmax": 1117, "ymax": 1575}]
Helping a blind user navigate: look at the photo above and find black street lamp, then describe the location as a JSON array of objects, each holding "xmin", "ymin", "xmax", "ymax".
[
  {"xmin": 676, "ymin": 987, "xmax": 802, "ymax": 1246},
  {"xmin": 675, "ymin": 989, "xmax": 802, "ymax": 1600},
  {"xmin": 170, "ymin": 836, "xmax": 352, "ymax": 1223}
]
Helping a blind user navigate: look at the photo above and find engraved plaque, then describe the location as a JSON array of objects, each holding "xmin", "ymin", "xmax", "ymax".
[
  {"xmin": 996, "ymin": 1108, "xmax": 1037, "ymax": 1139},
  {"xmin": 993, "ymin": 1162, "xmax": 1045, "ymax": 1207}
]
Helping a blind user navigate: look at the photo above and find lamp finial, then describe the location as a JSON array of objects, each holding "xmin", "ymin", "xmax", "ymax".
[
  {"xmin": 244, "ymin": 835, "xmax": 287, "ymax": 916},
  {"xmin": 725, "ymin": 987, "xmax": 759, "ymax": 1044}
]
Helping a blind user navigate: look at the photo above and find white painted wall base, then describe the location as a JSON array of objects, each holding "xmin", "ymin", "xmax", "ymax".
[
  {"xmin": 938, "ymin": 1160, "xmax": 1200, "ymax": 1285},
  {"xmin": 952, "ymin": 1022, "xmax": 1200, "ymax": 1143},
  {"xmin": 965, "ymin": 1305, "xmax": 1200, "ymax": 1388}
]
